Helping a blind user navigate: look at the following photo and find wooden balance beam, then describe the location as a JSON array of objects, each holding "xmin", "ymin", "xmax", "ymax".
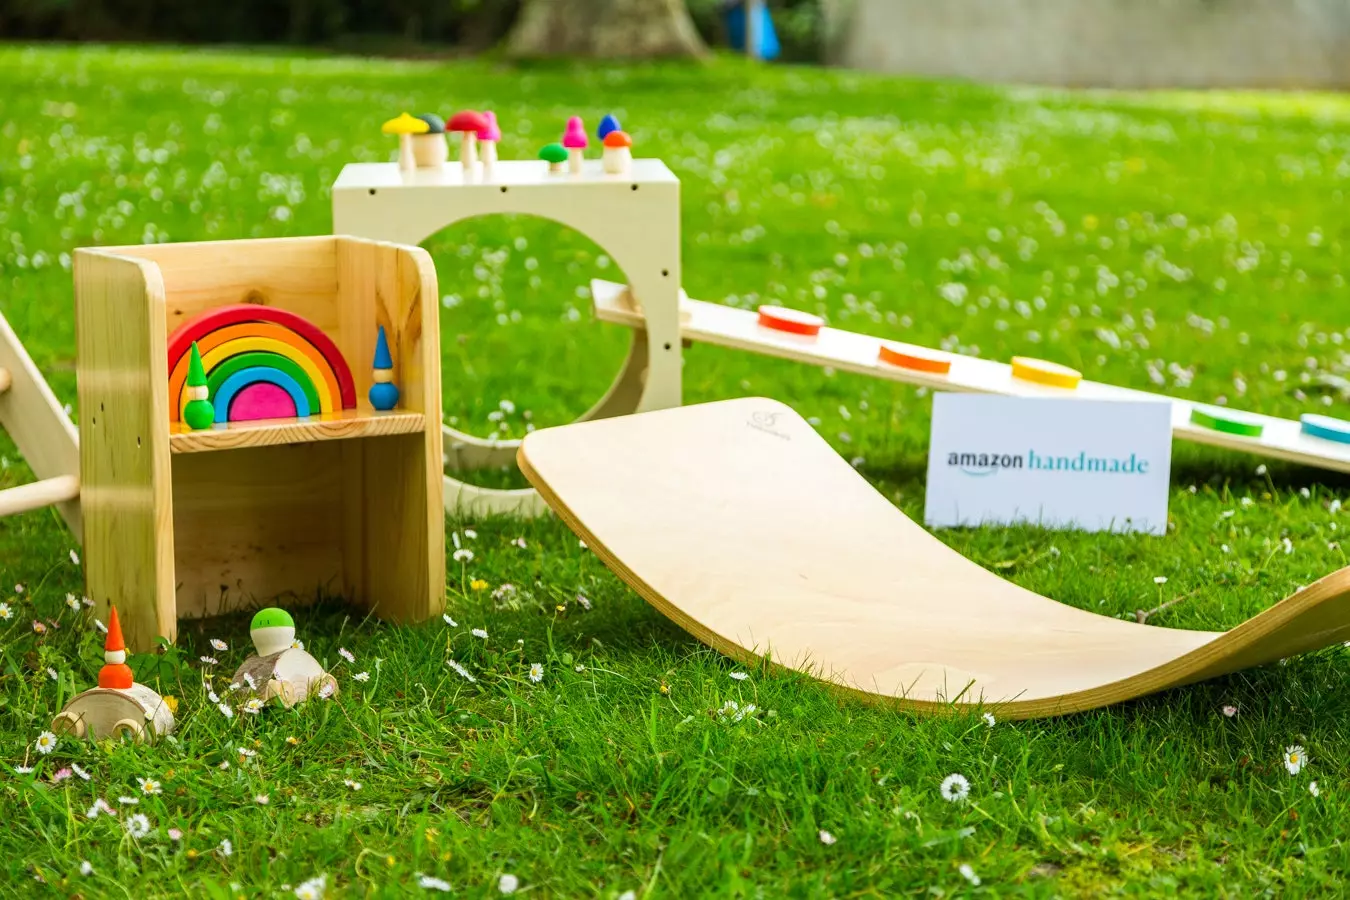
[
  {"xmin": 518, "ymin": 398, "xmax": 1350, "ymax": 719},
  {"xmin": 590, "ymin": 279, "xmax": 1350, "ymax": 476}
]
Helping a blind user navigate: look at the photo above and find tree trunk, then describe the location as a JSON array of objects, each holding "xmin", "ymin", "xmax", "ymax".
[{"xmin": 507, "ymin": 0, "xmax": 707, "ymax": 59}]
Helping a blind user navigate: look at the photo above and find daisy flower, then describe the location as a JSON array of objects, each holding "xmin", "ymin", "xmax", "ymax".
[
  {"xmin": 452, "ymin": 549, "xmax": 474, "ymax": 563},
  {"xmin": 417, "ymin": 875, "xmax": 452, "ymax": 892},
  {"xmin": 1284, "ymin": 745, "xmax": 1309, "ymax": 776},
  {"xmin": 492, "ymin": 584, "xmax": 517, "ymax": 602},
  {"xmin": 242, "ymin": 698, "xmax": 264, "ymax": 715},
  {"xmin": 199, "ymin": 656, "xmax": 218, "ymax": 666},
  {"xmin": 70, "ymin": 763, "xmax": 90, "ymax": 781},
  {"xmin": 511, "ymin": 537, "xmax": 527, "ymax": 549},
  {"xmin": 65, "ymin": 594, "xmax": 81, "ymax": 611},
  {"xmin": 1310, "ymin": 781, "xmax": 1321, "ymax": 797},
  {"xmin": 442, "ymin": 613, "xmax": 458, "ymax": 627},
  {"xmin": 14, "ymin": 766, "xmax": 34, "ymax": 775},
  {"xmin": 1222, "ymin": 705, "xmax": 1238, "ymax": 718},
  {"xmin": 46, "ymin": 667, "xmax": 58, "ymax": 681},
  {"xmin": 0, "ymin": 602, "xmax": 10, "ymax": 620},
  {"xmin": 618, "ymin": 893, "xmax": 636, "ymax": 900},
  {"xmin": 294, "ymin": 875, "xmax": 327, "ymax": 899},
  {"xmin": 317, "ymin": 680, "xmax": 336, "ymax": 699},
  {"xmin": 118, "ymin": 796, "xmax": 139, "ymax": 805},
  {"xmin": 291, "ymin": 639, "xmax": 305, "ymax": 650},
  {"xmin": 243, "ymin": 672, "xmax": 257, "ymax": 690},
  {"xmin": 353, "ymin": 671, "xmax": 370, "ymax": 682},
  {"xmin": 471, "ymin": 628, "xmax": 488, "ymax": 639},
  {"xmin": 499, "ymin": 873, "xmax": 520, "ymax": 894},
  {"xmin": 207, "ymin": 689, "xmax": 220, "ymax": 703},
  {"xmin": 339, "ymin": 647, "xmax": 355, "ymax": 664},
  {"xmin": 167, "ymin": 828, "xmax": 183, "ymax": 841},
  {"xmin": 729, "ymin": 672, "xmax": 749, "ymax": 681},
  {"xmin": 1153, "ymin": 576, "xmax": 1168, "ymax": 585},
  {"xmin": 137, "ymin": 777, "xmax": 162, "ymax": 795},
  {"xmin": 125, "ymin": 813, "xmax": 151, "ymax": 839},
  {"xmin": 818, "ymin": 830, "xmax": 836, "ymax": 845},
  {"xmin": 93, "ymin": 618, "xmax": 107, "ymax": 633},
  {"xmin": 52, "ymin": 768, "xmax": 71, "ymax": 783},
  {"xmin": 79, "ymin": 861, "xmax": 93, "ymax": 876},
  {"xmin": 959, "ymin": 863, "xmax": 981, "ymax": 886},
  {"xmin": 14, "ymin": 583, "xmax": 23, "ymax": 593},
  {"xmin": 210, "ymin": 638, "xmax": 228, "ymax": 651},
  {"xmin": 238, "ymin": 746, "xmax": 257, "ymax": 758},
  {"xmin": 255, "ymin": 794, "xmax": 269, "ymax": 805},
  {"xmin": 69, "ymin": 549, "xmax": 80, "ymax": 565},
  {"xmin": 982, "ymin": 712, "xmax": 996, "ymax": 727},
  {"xmin": 940, "ymin": 773, "xmax": 971, "ymax": 803},
  {"xmin": 528, "ymin": 663, "xmax": 544, "ymax": 683},
  {"xmin": 343, "ymin": 779, "xmax": 362, "ymax": 791},
  {"xmin": 217, "ymin": 702, "xmax": 234, "ymax": 718},
  {"xmin": 576, "ymin": 594, "xmax": 592, "ymax": 611},
  {"xmin": 86, "ymin": 798, "xmax": 115, "ymax": 819},
  {"xmin": 219, "ymin": 838, "xmax": 233, "ymax": 857},
  {"xmin": 448, "ymin": 659, "xmax": 477, "ymax": 683},
  {"xmin": 286, "ymin": 736, "xmax": 300, "ymax": 746},
  {"xmin": 464, "ymin": 529, "xmax": 477, "ymax": 539},
  {"xmin": 32, "ymin": 620, "xmax": 47, "ymax": 634},
  {"xmin": 34, "ymin": 731, "xmax": 57, "ymax": 755}
]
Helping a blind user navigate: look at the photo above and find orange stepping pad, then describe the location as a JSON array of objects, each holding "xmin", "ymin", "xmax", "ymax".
[{"xmin": 878, "ymin": 343, "xmax": 952, "ymax": 375}]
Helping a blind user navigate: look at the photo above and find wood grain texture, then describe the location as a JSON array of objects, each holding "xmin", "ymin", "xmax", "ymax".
[
  {"xmin": 74, "ymin": 249, "xmax": 178, "ymax": 650},
  {"xmin": 0, "ymin": 310, "xmax": 83, "ymax": 537},
  {"xmin": 168, "ymin": 409, "xmax": 425, "ymax": 454},
  {"xmin": 519, "ymin": 398, "xmax": 1350, "ymax": 719},
  {"xmin": 591, "ymin": 279, "xmax": 1350, "ymax": 476}
]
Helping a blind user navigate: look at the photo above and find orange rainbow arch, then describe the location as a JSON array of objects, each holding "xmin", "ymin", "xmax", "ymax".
[{"xmin": 166, "ymin": 305, "xmax": 358, "ymax": 425}]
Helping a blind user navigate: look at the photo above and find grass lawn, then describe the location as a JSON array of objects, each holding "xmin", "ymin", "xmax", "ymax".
[{"xmin": 2, "ymin": 43, "xmax": 1350, "ymax": 897}]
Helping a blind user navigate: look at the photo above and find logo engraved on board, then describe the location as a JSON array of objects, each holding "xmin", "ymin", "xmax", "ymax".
[{"xmin": 747, "ymin": 410, "xmax": 791, "ymax": 440}]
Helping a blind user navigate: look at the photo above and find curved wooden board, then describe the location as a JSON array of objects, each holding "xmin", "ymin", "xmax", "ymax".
[
  {"xmin": 166, "ymin": 304, "xmax": 357, "ymax": 408},
  {"xmin": 518, "ymin": 397, "xmax": 1350, "ymax": 719}
]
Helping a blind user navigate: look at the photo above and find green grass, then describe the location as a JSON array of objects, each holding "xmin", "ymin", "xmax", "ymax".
[{"xmin": 1, "ymin": 43, "xmax": 1349, "ymax": 897}]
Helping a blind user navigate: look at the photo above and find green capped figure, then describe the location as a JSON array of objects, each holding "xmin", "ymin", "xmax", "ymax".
[
  {"xmin": 183, "ymin": 341, "xmax": 215, "ymax": 430},
  {"xmin": 232, "ymin": 607, "xmax": 337, "ymax": 708}
]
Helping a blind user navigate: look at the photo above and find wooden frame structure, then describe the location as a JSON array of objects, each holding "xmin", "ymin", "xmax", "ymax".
[
  {"xmin": 74, "ymin": 236, "xmax": 445, "ymax": 651},
  {"xmin": 332, "ymin": 158, "xmax": 683, "ymax": 516}
]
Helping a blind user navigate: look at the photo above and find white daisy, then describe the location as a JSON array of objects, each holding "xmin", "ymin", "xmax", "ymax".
[
  {"xmin": 238, "ymin": 746, "xmax": 257, "ymax": 758},
  {"xmin": 200, "ymin": 656, "xmax": 218, "ymax": 666},
  {"xmin": 343, "ymin": 778, "xmax": 362, "ymax": 791},
  {"xmin": 618, "ymin": 893, "xmax": 636, "ymax": 900},
  {"xmin": 243, "ymin": 672, "xmax": 256, "ymax": 690},
  {"xmin": 242, "ymin": 698, "xmax": 265, "ymax": 715},
  {"xmin": 729, "ymin": 672, "xmax": 749, "ymax": 681},
  {"xmin": 125, "ymin": 813, "xmax": 151, "ymax": 838},
  {"xmin": 353, "ymin": 671, "xmax": 370, "ymax": 682},
  {"xmin": 137, "ymin": 777, "xmax": 162, "ymax": 795},
  {"xmin": 168, "ymin": 828, "xmax": 183, "ymax": 841},
  {"xmin": 0, "ymin": 602, "xmax": 11, "ymax": 620},
  {"xmin": 471, "ymin": 628, "xmax": 488, "ymax": 639},
  {"xmin": 210, "ymin": 638, "xmax": 228, "ymax": 651},
  {"xmin": 71, "ymin": 763, "xmax": 90, "ymax": 781},
  {"xmin": 1222, "ymin": 705, "xmax": 1238, "ymax": 718},
  {"xmin": 69, "ymin": 549, "xmax": 80, "ymax": 566},
  {"xmin": 818, "ymin": 829, "xmax": 836, "ymax": 845},
  {"xmin": 1284, "ymin": 745, "xmax": 1309, "ymax": 776},
  {"xmin": 291, "ymin": 639, "xmax": 305, "ymax": 650},
  {"xmin": 417, "ymin": 874, "xmax": 452, "ymax": 892},
  {"xmin": 317, "ymin": 680, "xmax": 336, "ymax": 699},
  {"xmin": 294, "ymin": 875, "xmax": 327, "ymax": 899},
  {"xmin": 959, "ymin": 863, "xmax": 981, "ymax": 886},
  {"xmin": 34, "ymin": 731, "xmax": 57, "ymax": 755},
  {"xmin": 576, "ymin": 594, "xmax": 592, "ymax": 610},
  {"xmin": 118, "ymin": 796, "xmax": 139, "ymax": 806},
  {"xmin": 1282, "ymin": 537, "xmax": 1294, "ymax": 554},
  {"xmin": 14, "ymin": 766, "xmax": 33, "ymax": 775},
  {"xmin": 65, "ymin": 594, "xmax": 81, "ymax": 611},
  {"xmin": 219, "ymin": 838, "xmax": 233, "ymax": 857},
  {"xmin": 94, "ymin": 618, "xmax": 107, "ymax": 633},
  {"xmin": 940, "ymin": 773, "xmax": 971, "ymax": 802},
  {"xmin": 218, "ymin": 702, "xmax": 234, "ymax": 718},
  {"xmin": 255, "ymin": 794, "xmax": 270, "ymax": 805},
  {"xmin": 79, "ymin": 861, "xmax": 93, "ymax": 876},
  {"xmin": 1153, "ymin": 576, "xmax": 1168, "ymax": 585},
  {"xmin": 339, "ymin": 647, "xmax": 355, "ymax": 663},
  {"xmin": 499, "ymin": 873, "xmax": 520, "ymax": 894},
  {"xmin": 442, "ymin": 613, "xmax": 458, "ymax": 627},
  {"xmin": 46, "ymin": 667, "xmax": 58, "ymax": 681},
  {"xmin": 511, "ymin": 537, "xmax": 527, "ymax": 549},
  {"xmin": 982, "ymin": 712, "xmax": 996, "ymax": 727},
  {"xmin": 86, "ymin": 798, "xmax": 115, "ymax": 819},
  {"xmin": 447, "ymin": 659, "xmax": 477, "ymax": 683},
  {"xmin": 452, "ymin": 549, "xmax": 474, "ymax": 563},
  {"xmin": 464, "ymin": 529, "xmax": 477, "ymax": 539},
  {"xmin": 528, "ymin": 663, "xmax": 543, "ymax": 683}
]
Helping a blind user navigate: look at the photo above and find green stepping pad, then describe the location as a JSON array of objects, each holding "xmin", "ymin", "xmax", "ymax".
[{"xmin": 1190, "ymin": 406, "xmax": 1264, "ymax": 438}]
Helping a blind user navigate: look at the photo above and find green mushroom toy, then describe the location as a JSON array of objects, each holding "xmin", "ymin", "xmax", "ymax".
[{"xmin": 234, "ymin": 608, "xmax": 337, "ymax": 708}]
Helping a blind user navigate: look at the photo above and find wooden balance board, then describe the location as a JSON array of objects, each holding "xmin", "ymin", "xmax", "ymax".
[{"xmin": 519, "ymin": 398, "xmax": 1350, "ymax": 719}]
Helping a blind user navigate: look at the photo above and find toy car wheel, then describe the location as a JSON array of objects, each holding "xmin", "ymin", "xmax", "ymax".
[
  {"xmin": 51, "ymin": 711, "xmax": 87, "ymax": 739},
  {"xmin": 111, "ymin": 718, "xmax": 144, "ymax": 742}
]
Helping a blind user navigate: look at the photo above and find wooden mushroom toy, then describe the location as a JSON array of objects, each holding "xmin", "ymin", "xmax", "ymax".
[
  {"xmin": 448, "ymin": 110, "xmax": 489, "ymax": 170},
  {"xmin": 539, "ymin": 142, "xmax": 568, "ymax": 174},
  {"xmin": 51, "ymin": 606, "xmax": 175, "ymax": 742},
  {"xmin": 382, "ymin": 112, "xmax": 430, "ymax": 173},
  {"xmin": 231, "ymin": 608, "xmax": 337, "ymax": 708},
  {"xmin": 597, "ymin": 114, "xmax": 622, "ymax": 141},
  {"xmin": 412, "ymin": 114, "xmax": 448, "ymax": 168},
  {"xmin": 478, "ymin": 111, "xmax": 502, "ymax": 176},
  {"xmin": 602, "ymin": 130, "xmax": 633, "ymax": 175},
  {"xmin": 562, "ymin": 116, "xmax": 588, "ymax": 175}
]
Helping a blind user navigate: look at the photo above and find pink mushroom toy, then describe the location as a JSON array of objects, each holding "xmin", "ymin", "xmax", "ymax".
[
  {"xmin": 448, "ymin": 110, "xmax": 489, "ymax": 170},
  {"xmin": 478, "ymin": 111, "xmax": 502, "ymax": 176},
  {"xmin": 562, "ymin": 116, "xmax": 588, "ymax": 175}
]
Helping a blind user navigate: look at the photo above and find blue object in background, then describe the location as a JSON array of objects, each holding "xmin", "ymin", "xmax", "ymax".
[{"xmin": 722, "ymin": 1, "xmax": 780, "ymax": 61}]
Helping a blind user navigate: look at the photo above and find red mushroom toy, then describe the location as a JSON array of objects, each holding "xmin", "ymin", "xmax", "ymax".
[{"xmin": 448, "ymin": 110, "xmax": 489, "ymax": 170}]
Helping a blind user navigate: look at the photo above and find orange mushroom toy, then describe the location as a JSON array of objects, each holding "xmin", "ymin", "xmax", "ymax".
[{"xmin": 602, "ymin": 130, "xmax": 633, "ymax": 175}]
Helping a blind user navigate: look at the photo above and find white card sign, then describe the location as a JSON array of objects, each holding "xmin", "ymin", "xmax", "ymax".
[{"xmin": 924, "ymin": 394, "xmax": 1172, "ymax": 534}]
